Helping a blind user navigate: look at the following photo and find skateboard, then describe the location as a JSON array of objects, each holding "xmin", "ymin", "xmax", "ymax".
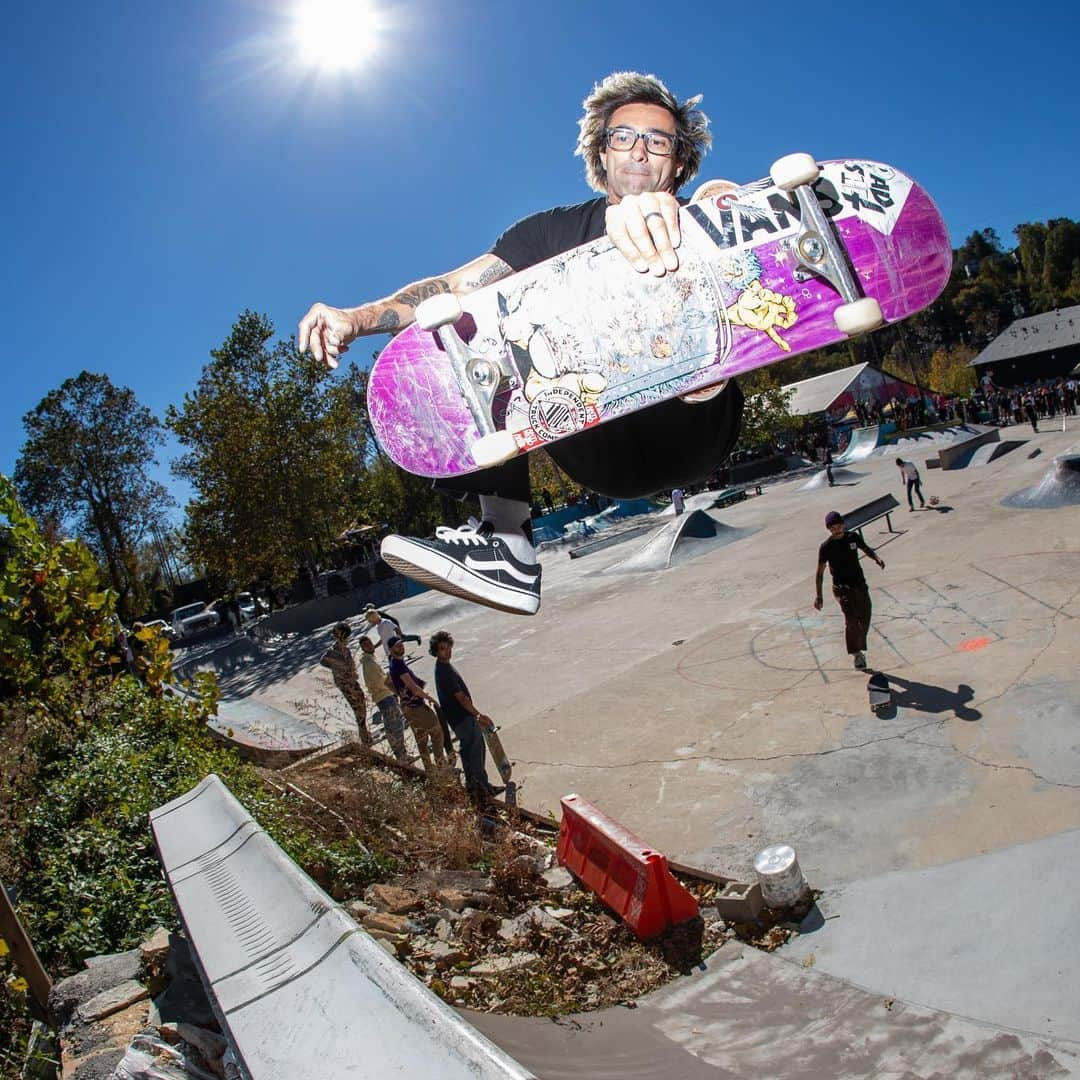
[
  {"xmin": 868, "ymin": 671, "xmax": 892, "ymax": 714},
  {"xmin": 367, "ymin": 155, "xmax": 951, "ymax": 478},
  {"xmin": 481, "ymin": 721, "xmax": 513, "ymax": 784}
]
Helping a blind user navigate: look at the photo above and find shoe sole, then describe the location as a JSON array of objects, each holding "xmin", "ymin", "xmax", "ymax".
[{"xmin": 381, "ymin": 538, "xmax": 541, "ymax": 616}]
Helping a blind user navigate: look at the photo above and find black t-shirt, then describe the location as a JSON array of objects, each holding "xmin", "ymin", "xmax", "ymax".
[
  {"xmin": 818, "ymin": 530, "xmax": 874, "ymax": 587},
  {"xmin": 491, "ymin": 198, "xmax": 609, "ymax": 271},
  {"xmin": 434, "ymin": 660, "xmax": 472, "ymax": 730}
]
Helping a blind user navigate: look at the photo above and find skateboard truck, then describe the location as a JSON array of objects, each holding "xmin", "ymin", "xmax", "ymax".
[
  {"xmin": 413, "ymin": 294, "xmax": 519, "ymax": 468},
  {"xmin": 770, "ymin": 153, "xmax": 884, "ymax": 337}
]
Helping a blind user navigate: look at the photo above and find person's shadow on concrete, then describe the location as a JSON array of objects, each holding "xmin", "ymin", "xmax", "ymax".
[{"xmin": 873, "ymin": 673, "xmax": 981, "ymax": 721}]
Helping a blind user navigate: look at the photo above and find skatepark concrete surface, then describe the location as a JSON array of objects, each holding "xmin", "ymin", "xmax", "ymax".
[
  {"xmin": 182, "ymin": 420, "xmax": 1080, "ymax": 1076},
  {"xmin": 798, "ymin": 466, "xmax": 866, "ymax": 489}
]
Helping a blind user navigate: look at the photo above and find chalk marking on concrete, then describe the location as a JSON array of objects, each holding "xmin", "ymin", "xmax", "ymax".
[
  {"xmin": 793, "ymin": 611, "xmax": 831, "ymax": 686},
  {"xmin": 915, "ymin": 577, "xmax": 1005, "ymax": 641}
]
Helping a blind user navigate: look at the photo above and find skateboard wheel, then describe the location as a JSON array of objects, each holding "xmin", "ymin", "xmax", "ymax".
[
  {"xmin": 472, "ymin": 430, "xmax": 518, "ymax": 468},
  {"xmin": 415, "ymin": 292, "xmax": 463, "ymax": 331},
  {"xmin": 770, "ymin": 153, "xmax": 820, "ymax": 191},
  {"xmin": 834, "ymin": 297, "xmax": 884, "ymax": 336}
]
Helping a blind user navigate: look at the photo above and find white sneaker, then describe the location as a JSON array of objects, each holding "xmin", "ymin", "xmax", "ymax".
[{"xmin": 380, "ymin": 519, "xmax": 541, "ymax": 616}]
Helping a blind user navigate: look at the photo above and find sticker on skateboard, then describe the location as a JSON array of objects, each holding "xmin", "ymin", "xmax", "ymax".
[{"xmin": 368, "ymin": 156, "xmax": 951, "ymax": 477}]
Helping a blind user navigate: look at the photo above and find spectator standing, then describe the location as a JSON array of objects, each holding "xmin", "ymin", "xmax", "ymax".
[
  {"xmin": 1023, "ymin": 393, "xmax": 1039, "ymax": 432},
  {"xmin": 387, "ymin": 636, "xmax": 447, "ymax": 772},
  {"xmin": 358, "ymin": 636, "xmax": 410, "ymax": 761},
  {"xmin": 429, "ymin": 631, "xmax": 504, "ymax": 803},
  {"xmin": 320, "ymin": 623, "xmax": 373, "ymax": 746},
  {"xmin": 671, "ymin": 487, "xmax": 685, "ymax": 515}
]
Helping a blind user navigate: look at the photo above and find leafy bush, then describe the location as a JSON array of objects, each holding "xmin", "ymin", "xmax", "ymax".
[{"xmin": 0, "ymin": 476, "xmax": 397, "ymax": 1076}]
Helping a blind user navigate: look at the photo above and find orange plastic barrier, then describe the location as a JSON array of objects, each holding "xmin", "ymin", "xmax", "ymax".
[{"xmin": 556, "ymin": 794, "xmax": 699, "ymax": 940}]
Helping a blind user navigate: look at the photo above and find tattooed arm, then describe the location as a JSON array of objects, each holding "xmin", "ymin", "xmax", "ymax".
[{"xmin": 298, "ymin": 252, "xmax": 513, "ymax": 368}]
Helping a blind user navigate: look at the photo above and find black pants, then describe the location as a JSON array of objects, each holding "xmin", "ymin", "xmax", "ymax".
[
  {"xmin": 436, "ymin": 380, "xmax": 745, "ymax": 501},
  {"xmin": 905, "ymin": 477, "xmax": 924, "ymax": 509},
  {"xmin": 834, "ymin": 583, "xmax": 872, "ymax": 654}
]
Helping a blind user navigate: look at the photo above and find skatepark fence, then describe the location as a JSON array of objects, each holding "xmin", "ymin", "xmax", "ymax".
[
  {"xmin": 150, "ymin": 774, "xmax": 535, "ymax": 1080},
  {"xmin": 557, "ymin": 794, "xmax": 699, "ymax": 940}
]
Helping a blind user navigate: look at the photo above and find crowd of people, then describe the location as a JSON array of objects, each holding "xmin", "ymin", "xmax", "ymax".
[
  {"xmin": 827, "ymin": 374, "xmax": 1077, "ymax": 454},
  {"xmin": 321, "ymin": 604, "xmax": 506, "ymax": 805}
]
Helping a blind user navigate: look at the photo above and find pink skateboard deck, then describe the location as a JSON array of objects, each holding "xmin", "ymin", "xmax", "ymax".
[{"xmin": 368, "ymin": 158, "xmax": 951, "ymax": 478}]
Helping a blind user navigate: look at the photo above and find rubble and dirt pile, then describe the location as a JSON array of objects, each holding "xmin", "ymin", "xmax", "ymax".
[{"xmin": 274, "ymin": 747, "xmax": 736, "ymax": 1014}]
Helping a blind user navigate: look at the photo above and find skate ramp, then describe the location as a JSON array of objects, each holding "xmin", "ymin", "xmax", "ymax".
[
  {"xmin": 937, "ymin": 426, "xmax": 1000, "ymax": 470},
  {"xmin": 658, "ymin": 491, "xmax": 728, "ymax": 516},
  {"xmin": 799, "ymin": 467, "xmax": 865, "ymax": 490},
  {"xmin": 604, "ymin": 510, "xmax": 753, "ymax": 573},
  {"xmin": 834, "ymin": 425, "xmax": 880, "ymax": 464},
  {"xmin": 1002, "ymin": 452, "xmax": 1080, "ymax": 508},
  {"xmin": 965, "ymin": 439, "xmax": 1025, "ymax": 467}
]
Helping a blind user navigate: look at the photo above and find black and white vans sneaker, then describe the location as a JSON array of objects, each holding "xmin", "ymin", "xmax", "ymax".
[{"xmin": 380, "ymin": 519, "xmax": 541, "ymax": 615}]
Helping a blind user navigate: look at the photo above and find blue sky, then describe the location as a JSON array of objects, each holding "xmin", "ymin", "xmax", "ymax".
[{"xmin": 4, "ymin": 0, "xmax": 1078, "ymax": 514}]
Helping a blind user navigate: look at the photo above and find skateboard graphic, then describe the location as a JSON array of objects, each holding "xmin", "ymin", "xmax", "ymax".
[
  {"xmin": 368, "ymin": 155, "xmax": 951, "ymax": 477},
  {"xmin": 868, "ymin": 671, "xmax": 892, "ymax": 715}
]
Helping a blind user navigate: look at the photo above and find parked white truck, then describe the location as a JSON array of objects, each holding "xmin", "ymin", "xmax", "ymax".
[{"xmin": 170, "ymin": 602, "xmax": 220, "ymax": 640}]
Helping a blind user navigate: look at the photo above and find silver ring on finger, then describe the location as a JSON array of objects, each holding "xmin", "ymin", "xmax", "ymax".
[{"xmin": 644, "ymin": 211, "xmax": 665, "ymax": 224}]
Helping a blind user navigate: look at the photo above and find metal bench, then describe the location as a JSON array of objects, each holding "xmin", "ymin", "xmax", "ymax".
[
  {"xmin": 150, "ymin": 774, "xmax": 533, "ymax": 1080},
  {"xmin": 842, "ymin": 493, "xmax": 901, "ymax": 537}
]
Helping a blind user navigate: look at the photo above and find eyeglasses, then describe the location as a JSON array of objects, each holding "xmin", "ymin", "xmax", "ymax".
[{"xmin": 604, "ymin": 126, "xmax": 676, "ymax": 156}]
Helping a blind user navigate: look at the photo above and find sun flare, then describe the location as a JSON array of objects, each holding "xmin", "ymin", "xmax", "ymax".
[{"xmin": 293, "ymin": 0, "xmax": 380, "ymax": 71}]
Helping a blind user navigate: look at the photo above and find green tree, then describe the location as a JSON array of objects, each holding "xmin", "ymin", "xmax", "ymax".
[
  {"xmin": 1041, "ymin": 218, "xmax": 1080, "ymax": 305},
  {"xmin": 1015, "ymin": 222, "xmax": 1047, "ymax": 308},
  {"xmin": 14, "ymin": 372, "xmax": 173, "ymax": 622},
  {"xmin": 167, "ymin": 311, "xmax": 368, "ymax": 595},
  {"xmin": 354, "ymin": 455, "xmax": 467, "ymax": 540},
  {"xmin": 927, "ymin": 343, "xmax": 977, "ymax": 396},
  {"xmin": 0, "ymin": 475, "xmax": 118, "ymax": 708},
  {"xmin": 735, "ymin": 370, "xmax": 795, "ymax": 451},
  {"xmin": 1014, "ymin": 218, "xmax": 1080, "ymax": 310}
]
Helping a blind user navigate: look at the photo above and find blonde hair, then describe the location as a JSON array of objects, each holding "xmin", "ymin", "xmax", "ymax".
[{"xmin": 575, "ymin": 71, "xmax": 711, "ymax": 195}]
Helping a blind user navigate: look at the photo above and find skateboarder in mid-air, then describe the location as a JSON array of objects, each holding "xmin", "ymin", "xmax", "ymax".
[
  {"xmin": 814, "ymin": 511, "xmax": 885, "ymax": 670},
  {"xmin": 299, "ymin": 72, "xmax": 759, "ymax": 616}
]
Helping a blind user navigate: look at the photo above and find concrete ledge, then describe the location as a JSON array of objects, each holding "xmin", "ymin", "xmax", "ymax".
[{"xmin": 150, "ymin": 775, "xmax": 534, "ymax": 1079}]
